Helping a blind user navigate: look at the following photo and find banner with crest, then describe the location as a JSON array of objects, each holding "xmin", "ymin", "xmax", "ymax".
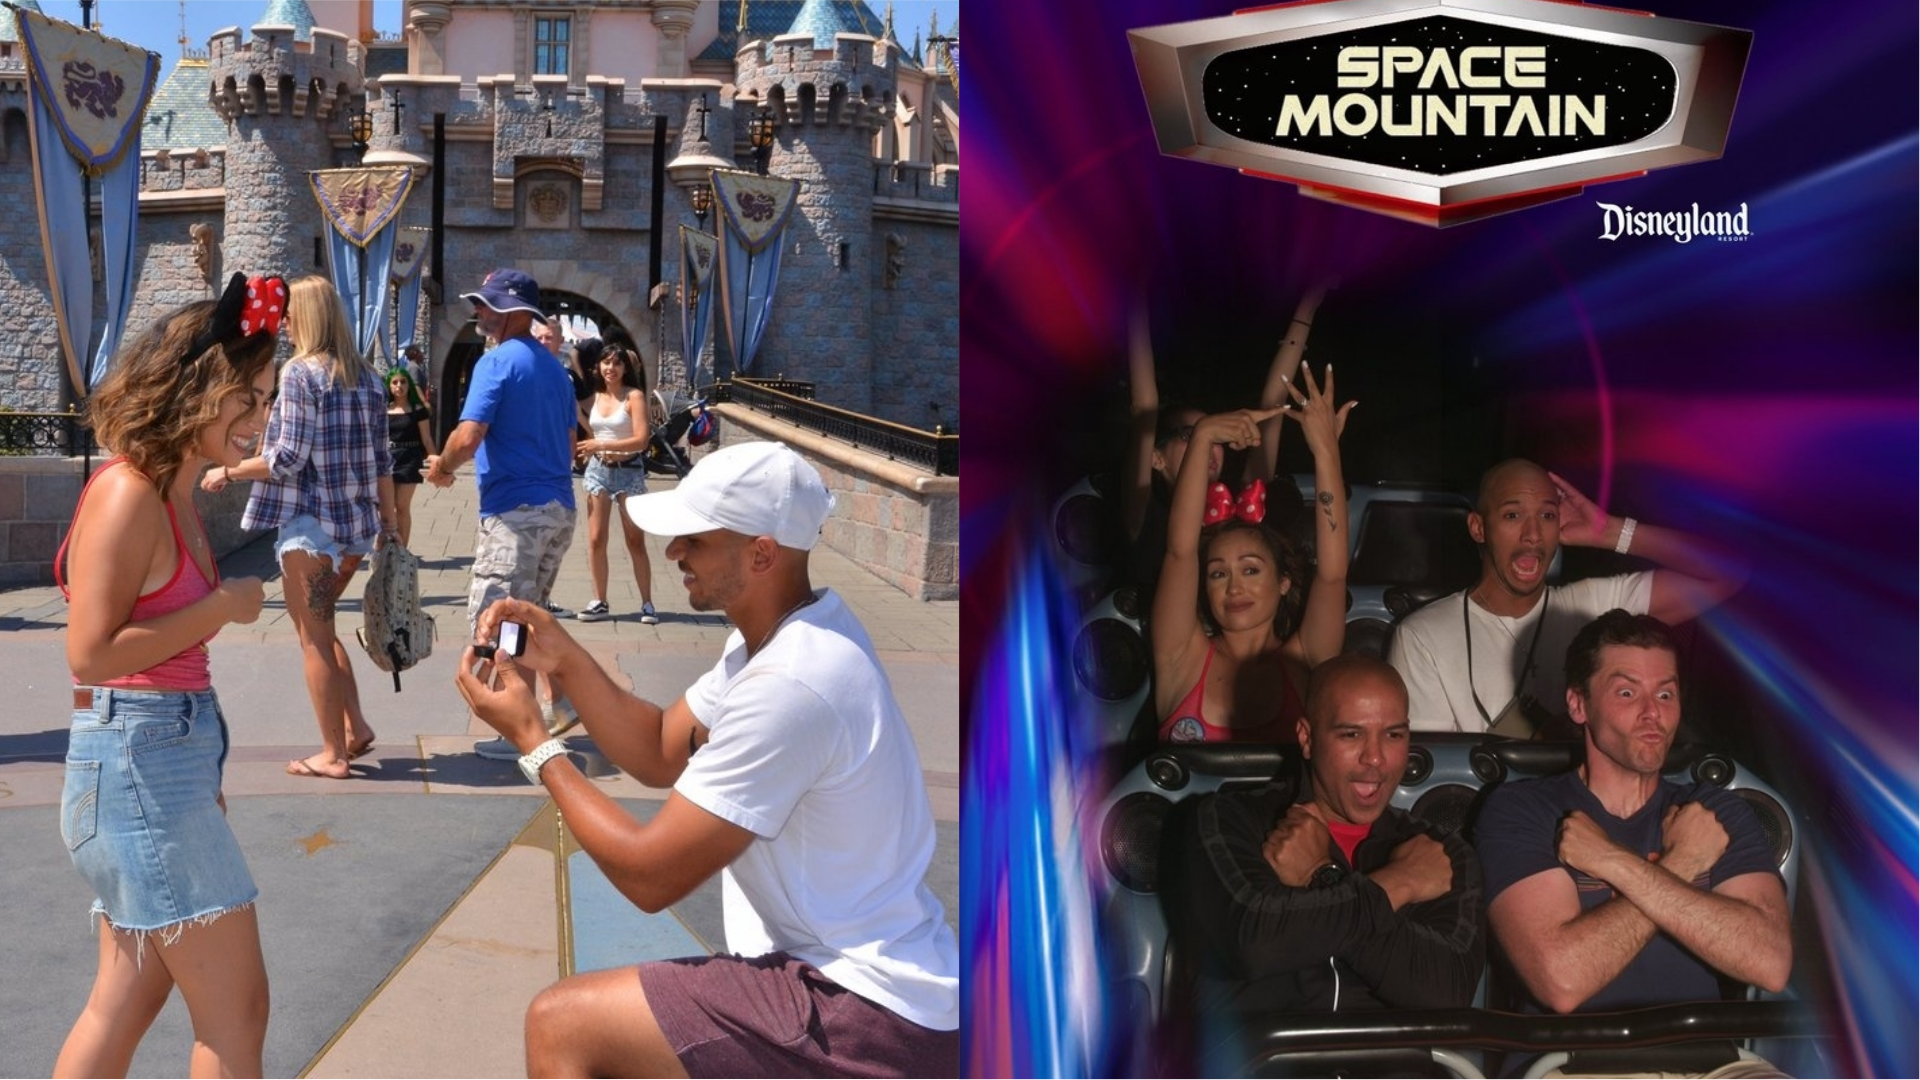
[
  {"xmin": 388, "ymin": 225, "xmax": 432, "ymax": 362},
  {"xmin": 711, "ymin": 169, "xmax": 801, "ymax": 373},
  {"xmin": 311, "ymin": 167, "xmax": 417, "ymax": 361},
  {"xmin": 14, "ymin": 6, "xmax": 160, "ymax": 395},
  {"xmin": 679, "ymin": 227, "xmax": 718, "ymax": 388},
  {"xmin": 309, "ymin": 167, "xmax": 418, "ymax": 248}
]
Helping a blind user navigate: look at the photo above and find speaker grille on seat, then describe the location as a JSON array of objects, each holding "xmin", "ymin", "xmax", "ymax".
[{"xmin": 1103, "ymin": 792, "xmax": 1173, "ymax": 894}]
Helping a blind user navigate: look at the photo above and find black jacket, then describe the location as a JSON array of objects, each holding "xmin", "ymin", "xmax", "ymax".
[{"xmin": 1167, "ymin": 770, "xmax": 1485, "ymax": 1017}]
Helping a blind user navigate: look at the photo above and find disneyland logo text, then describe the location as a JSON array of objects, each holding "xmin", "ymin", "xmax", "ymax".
[{"xmin": 1596, "ymin": 201, "xmax": 1751, "ymax": 243}]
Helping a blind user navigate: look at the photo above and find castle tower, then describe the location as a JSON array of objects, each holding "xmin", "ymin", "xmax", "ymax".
[
  {"xmin": 732, "ymin": 0, "xmax": 895, "ymax": 413},
  {"xmin": 206, "ymin": 0, "xmax": 361, "ymax": 283}
]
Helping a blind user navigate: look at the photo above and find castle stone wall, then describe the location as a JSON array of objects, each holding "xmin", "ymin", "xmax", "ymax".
[
  {"xmin": 1, "ymin": 98, "xmax": 69, "ymax": 412},
  {"xmin": 869, "ymin": 216, "xmax": 958, "ymax": 430}
]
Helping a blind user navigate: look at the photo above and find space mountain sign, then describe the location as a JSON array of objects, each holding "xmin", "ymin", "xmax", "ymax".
[{"xmin": 1129, "ymin": 0, "xmax": 1752, "ymax": 226}]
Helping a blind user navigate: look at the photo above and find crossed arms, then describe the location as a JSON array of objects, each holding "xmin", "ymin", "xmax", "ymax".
[
  {"xmin": 1177, "ymin": 790, "xmax": 1484, "ymax": 1010},
  {"xmin": 1484, "ymin": 792, "xmax": 1791, "ymax": 1014}
]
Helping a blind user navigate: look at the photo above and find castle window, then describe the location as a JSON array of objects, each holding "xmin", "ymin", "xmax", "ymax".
[{"xmin": 533, "ymin": 15, "xmax": 570, "ymax": 77}]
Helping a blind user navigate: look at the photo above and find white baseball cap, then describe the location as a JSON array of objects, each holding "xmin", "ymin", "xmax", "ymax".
[{"xmin": 625, "ymin": 442, "xmax": 835, "ymax": 550}]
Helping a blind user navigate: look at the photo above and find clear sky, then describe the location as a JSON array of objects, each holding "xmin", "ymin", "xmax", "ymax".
[{"xmin": 32, "ymin": 1, "xmax": 955, "ymax": 69}]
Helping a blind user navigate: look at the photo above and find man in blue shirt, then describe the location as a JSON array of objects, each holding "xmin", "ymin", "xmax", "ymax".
[
  {"xmin": 425, "ymin": 268, "xmax": 579, "ymax": 759},
  {"xmin": 1477, "ymin": 610, "xmax": 1790, "ymax": 1020}
]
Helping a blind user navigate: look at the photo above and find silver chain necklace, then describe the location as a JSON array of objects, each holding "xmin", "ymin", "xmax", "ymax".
[{"xmin": 750, "ymin": 593, "xmax": 819, "ymax": 656}]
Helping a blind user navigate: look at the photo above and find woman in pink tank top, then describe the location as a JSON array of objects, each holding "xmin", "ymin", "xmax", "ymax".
[
  {"xmin": 1153, "ymin": 364, "xmax": 1354, "ymax": 744},
  {"xmin": 54, "ymin": 281, "xmax": 279, "ymax": 1077}
]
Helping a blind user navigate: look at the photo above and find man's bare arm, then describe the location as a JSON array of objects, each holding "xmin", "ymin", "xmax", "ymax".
[
  {"xmin": 1595, "ymin": 861, "xmax": 1791, "ymax": 994},
  {"xmin": 1246, "ymin": 286, "xmax": 1326, "ymax": 485},
  {"xmin": 1489, "ymin": 868, "xmax": 1663, "ymax": 1014},
  {"xmin": 1546, "ymin": 470, "xmax": 1747, "ymax": 623}
]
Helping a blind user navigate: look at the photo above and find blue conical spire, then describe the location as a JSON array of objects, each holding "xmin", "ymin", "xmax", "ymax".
[
  {"xmin": 787, "ymin": 0, "xmax": 858, "ymax": 51},
  {"xmin": 0, "ymin": 0, "xmax": 45, "ymax": 44},
  {"xmin": 259, "ymin": 0, "xmax": 315, "ymax": 42}
]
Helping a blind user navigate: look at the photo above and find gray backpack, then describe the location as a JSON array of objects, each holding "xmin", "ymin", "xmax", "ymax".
[{"xmin": 357, "ymin": 541, "xmax": 435, "ymax": 691}]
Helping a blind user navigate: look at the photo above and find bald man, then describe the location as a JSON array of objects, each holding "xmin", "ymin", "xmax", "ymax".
[
  {"xmin": 1388, "ymin": 460, "xmax": 1744, "ymax": 735},
  {"xmin": 1170, "ymin": 656, "xmax": 1483, "ymax": 1021}
]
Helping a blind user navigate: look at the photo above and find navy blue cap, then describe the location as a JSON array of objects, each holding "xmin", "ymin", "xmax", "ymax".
[{"xmin": 460, "ymin": 268, "xmax": 544, "ymax": 317}]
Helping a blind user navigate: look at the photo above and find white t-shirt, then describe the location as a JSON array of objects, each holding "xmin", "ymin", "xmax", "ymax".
[
  {"xmin": 678, "ymin": 588, "xmax": 959, "ymax": 1031},
  {"xmin": 1388, "ymin": 572, "xmax": 1654, "ymax": 732}
]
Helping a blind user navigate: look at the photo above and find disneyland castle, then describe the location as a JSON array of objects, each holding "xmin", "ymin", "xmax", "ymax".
[{"xmin": 0, "ymin": 0, "xmax": 958, "ymax": 431}]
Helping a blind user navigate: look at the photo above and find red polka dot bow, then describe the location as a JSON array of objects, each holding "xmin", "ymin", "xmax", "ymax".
[
  {"xmin": 238, "ymin": 276, "xmax": 287, "ymax": 337},
  {"xmin": 1204, "ymin": 479, "xmax": 1267, "ymax": 525}
]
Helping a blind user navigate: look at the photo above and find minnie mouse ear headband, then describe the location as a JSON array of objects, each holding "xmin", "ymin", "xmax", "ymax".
[
  {"xmin": 184, "ymin": 273, "xmax": 288, "ymax": 364},
  {"xmin": 1204, "ymin": 479, "xmax": 1268, "ymax": 525}
]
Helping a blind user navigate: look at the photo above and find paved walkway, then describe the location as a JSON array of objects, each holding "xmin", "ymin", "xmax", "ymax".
[{"xmin": 0, "ymin": 472, "xmax": 957, "ymax": 1078}]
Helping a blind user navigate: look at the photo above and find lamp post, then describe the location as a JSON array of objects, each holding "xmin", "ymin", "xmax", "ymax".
[
  {"xmin": 747, "ymin": 108, "xmax": 776, "ymax": 176},
  {"xmin": 347, "ymin": 108, "xmax": 374, "ymax": 161},
  {"xmin": 690, "ymin": 183, "xmax": 712, "ymax": 229},
  {"xmin": 542, "ymin": 93, "xmax": 555, "ymax": 138}
]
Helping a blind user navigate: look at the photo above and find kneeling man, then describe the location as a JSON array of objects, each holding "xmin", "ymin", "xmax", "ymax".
[{"xmin": 457, "ymin": 442, "xmax": 957, "ymax": 1077}]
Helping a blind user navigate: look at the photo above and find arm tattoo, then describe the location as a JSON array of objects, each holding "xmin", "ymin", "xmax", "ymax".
[{"xmin": 1319, "ymin": 490, "xmax": 1339, "ymax": 533}]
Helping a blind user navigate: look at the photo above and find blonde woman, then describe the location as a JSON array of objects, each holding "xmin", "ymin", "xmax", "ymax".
[
  {"xmin": 204, "ymin": 275, "xmax": 397, "ymax": 779},
  {"xmin": 56, "ymin": 281, "xmax": 276, "ymax": 1077}
]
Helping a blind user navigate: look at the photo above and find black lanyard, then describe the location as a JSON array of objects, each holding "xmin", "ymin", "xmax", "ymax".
[{"xmin": 1464, "ymin": 588, "xmax": 1548, "ymax": 730}]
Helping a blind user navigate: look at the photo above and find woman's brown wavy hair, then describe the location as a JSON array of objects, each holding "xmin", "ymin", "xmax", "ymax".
[{"xmin": 86, "ymin": 300, "xmax": 278, "ymax": 497}]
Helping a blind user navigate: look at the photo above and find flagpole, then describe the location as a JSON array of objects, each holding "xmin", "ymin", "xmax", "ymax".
[{"xmin": 79, "ymin": 0, "xmax": 96, "ymax": 398}]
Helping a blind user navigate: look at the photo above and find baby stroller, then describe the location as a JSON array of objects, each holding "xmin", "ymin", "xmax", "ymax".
[{"xmin": 641, "ymin": 388, "xmax": 717, "ymax": 479}]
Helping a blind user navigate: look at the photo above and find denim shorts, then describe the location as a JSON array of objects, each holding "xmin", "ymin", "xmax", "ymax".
[
  {"xmin": 275, "ymin": 512, "xmax": 374, "ymax": 566},
  {"xmin": 63, "ymin": 687, "xmax": 258, "ymax": 937},
  {"xmin": 582, "ymin": 457, "xmax": 649, "ymax": 500}
]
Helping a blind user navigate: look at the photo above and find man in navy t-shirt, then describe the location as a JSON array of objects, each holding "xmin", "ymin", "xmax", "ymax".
[
  {"xmin": 1476, "ymin": 610, "xmax": 1790, "ymax": 1020},
  {"xmin": 425, "ymin": 268, "xmax": 578, "ymax": 760}
]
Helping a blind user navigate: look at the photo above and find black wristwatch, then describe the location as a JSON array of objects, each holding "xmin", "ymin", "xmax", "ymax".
[{"xmin": 1310, "ymin": 861, "xmax": 1347, "ymax": 889}]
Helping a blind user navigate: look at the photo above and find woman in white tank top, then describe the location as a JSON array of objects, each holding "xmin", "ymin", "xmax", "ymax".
[{"xmin": 574, "ymin": 342, "xmax": 659, "ymax": 623}]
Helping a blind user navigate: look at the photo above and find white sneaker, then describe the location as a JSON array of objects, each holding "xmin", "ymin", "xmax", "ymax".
[
  {"xmin": 577, "ymin": 600, "xmax": 610, "ymax": 622},
  {"xmin": 543, "ymin": 600, "xmax": 575, "ymax": 620},
  {"xmin": 544, "ymin": 695, "xmax": 581, "ymax": 738},
  {"xmin": 639, "ymin": 602, "xmax": 660, "ymax": 625},
  {"xmin": 474, "ymin": 737, "xmax": 520, "ymax": 761}
]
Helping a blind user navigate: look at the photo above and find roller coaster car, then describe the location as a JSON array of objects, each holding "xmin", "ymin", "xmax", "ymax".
[
  {"xmin": 1340, "ymin": 486, "xmax": 1482, "ymax": 659},
  {"xmin": 1093, "ymin": 736, "xmax": 1828, "ymax": 1078}
]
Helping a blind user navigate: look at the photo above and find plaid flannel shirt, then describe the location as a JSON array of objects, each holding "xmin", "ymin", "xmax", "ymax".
[{"xmin": 241, "ymin": 358, "xmax": 392, "ymax": 543}]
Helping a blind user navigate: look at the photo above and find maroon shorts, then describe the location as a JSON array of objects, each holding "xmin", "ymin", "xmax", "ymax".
[{"xmin": 639, "ymin": 951, "xmax": 959, "ymax": 1079}]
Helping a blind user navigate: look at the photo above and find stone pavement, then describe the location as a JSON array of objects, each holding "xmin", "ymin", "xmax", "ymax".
[{"xmin": 0, "ymin": 471, "xmax": 958, "ymax": 1078}]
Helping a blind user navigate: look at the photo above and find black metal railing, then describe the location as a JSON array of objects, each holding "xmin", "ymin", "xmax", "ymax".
[
  {"xmin": 725, "ymin": 379, "xmax": 958, "ymax": 477},
  {"xmin": 0, "ymin": 411, "xmax": 95, "ymax": 459}
]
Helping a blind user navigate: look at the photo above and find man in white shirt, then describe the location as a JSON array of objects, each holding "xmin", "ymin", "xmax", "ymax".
[
  {"xmin": 455, "ymin": 441, "xmax": 958, "ymax": 1077},
  {"xmin": 1387, "ymin": 459, "xmax": 1743, "ymax": 734}
]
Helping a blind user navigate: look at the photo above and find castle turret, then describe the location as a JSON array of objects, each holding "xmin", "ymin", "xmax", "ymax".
[
  {"xmin": 207, "ymin": 0, "xmax": 362, "ymax": 282},
  {"xmin": 732, "ymin": 0, "xmax": 895, "ymax": 412}
]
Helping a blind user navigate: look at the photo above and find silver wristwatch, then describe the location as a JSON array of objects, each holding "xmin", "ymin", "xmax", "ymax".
[{"xmin": 518, "ymin": 738, "xmax": 570, "ymax": 785}]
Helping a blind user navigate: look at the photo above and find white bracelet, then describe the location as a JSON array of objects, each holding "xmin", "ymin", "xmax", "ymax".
[{"xmin": 1614, "ymin": 516, "xmax": 1637, "ymax": 554}]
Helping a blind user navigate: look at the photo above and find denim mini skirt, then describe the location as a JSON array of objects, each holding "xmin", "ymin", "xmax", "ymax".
[{"xmin": 62, "ymin": 687, "xmax": 258, "ymax": 936}]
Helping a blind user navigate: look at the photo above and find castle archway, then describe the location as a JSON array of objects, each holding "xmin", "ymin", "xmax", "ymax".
[{"xmin": 431, "ymin": 286, "xmax": 642, "ymax": 446}]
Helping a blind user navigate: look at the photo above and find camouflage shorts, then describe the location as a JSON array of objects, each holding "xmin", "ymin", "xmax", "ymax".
[{"xmin": 468, "ymin": 500, "xmax": 576, "ymax": 635}]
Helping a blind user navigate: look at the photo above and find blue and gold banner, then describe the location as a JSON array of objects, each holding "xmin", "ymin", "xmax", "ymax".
[
  {"xmin": 14, "ymin": 6, "xmax": 158, "ymax": 175},
  {"xmin": 14, "ymin": 6, "xmax": 157, "ymax": 394},
  {"xmin": 388, "ymin": 225, "xmax": 432, "ymax": 359},
  {"xmin": 711, "ymin": 169, "xmax": 799, "ymax": 373},
  {"xmin": 309, "ymin": 166, "xmax": 418, "ymax": 248},
  {"xmin": 679, "ymin": 226, "xmax": 718, "ymax": 387}
]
